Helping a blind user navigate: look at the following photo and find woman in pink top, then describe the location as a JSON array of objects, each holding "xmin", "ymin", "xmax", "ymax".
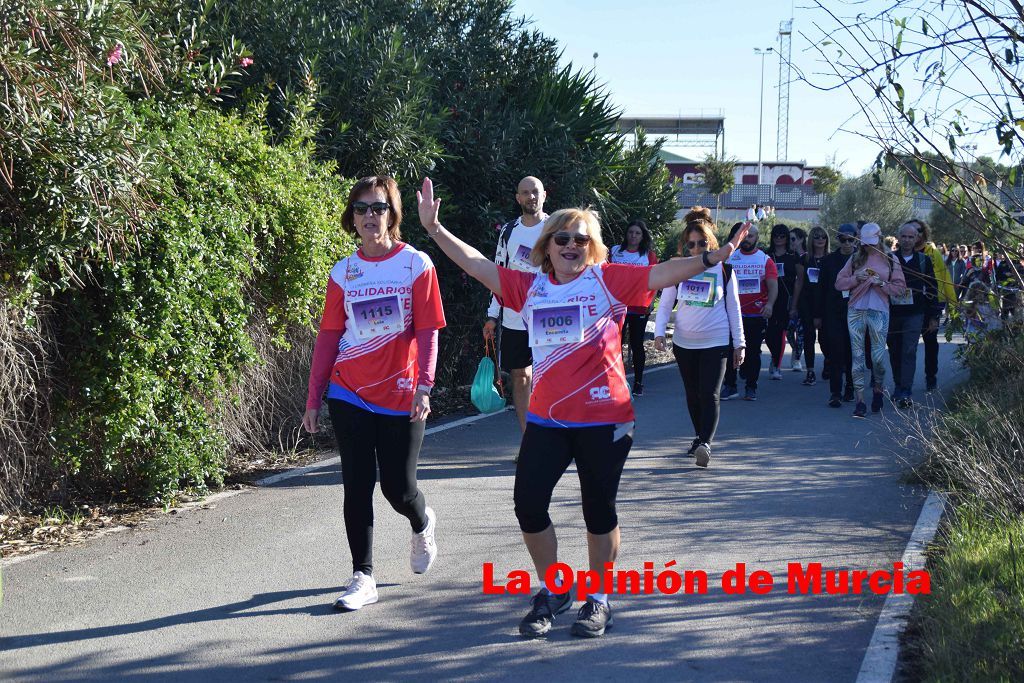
[{"xmin": 834, "ymin": 223, "xmax": 907, "ymax": 418}]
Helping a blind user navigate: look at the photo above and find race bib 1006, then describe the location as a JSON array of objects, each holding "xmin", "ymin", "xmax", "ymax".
[
  {"xmin": 350, "ymin": 295, "xmax": 404, "ymax": 340},
  {"xmin": 529, "ymin": 303, "xmax": 584, "ymax": 347}
]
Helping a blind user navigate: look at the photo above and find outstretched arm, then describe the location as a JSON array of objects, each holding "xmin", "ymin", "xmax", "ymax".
[
  {"xmin": 647, "ymin": 223, "xmax": 749, "ymax": 291},
  {"xmin": 417, "ymin": 177, "xmax": 502, "ymax": 297}
]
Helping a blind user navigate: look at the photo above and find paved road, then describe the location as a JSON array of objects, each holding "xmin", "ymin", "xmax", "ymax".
[{"xmin": 0, "ymin": 341, "xmax": 965, "ymax": 682}]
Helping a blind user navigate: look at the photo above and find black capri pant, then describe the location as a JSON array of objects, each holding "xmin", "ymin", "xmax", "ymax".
[
  {"xmin": 673, "ymin": 344, "xmax": 730, "ymax": 444},
  {"xmin": 328, "ymin": 398, "xmax": 429, "ymax": 576},
  {"xmin": 514, "ymin": 422, "xmax": 634, "ymax": 535}
]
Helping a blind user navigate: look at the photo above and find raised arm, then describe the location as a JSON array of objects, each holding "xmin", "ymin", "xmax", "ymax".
[
  {"xmin": 417, "ymin": 177, "xmax": 502, "ymax": 297},
  {"xmin": 647, "ymin": 223, "xmax": 749, "ymax": 291}
]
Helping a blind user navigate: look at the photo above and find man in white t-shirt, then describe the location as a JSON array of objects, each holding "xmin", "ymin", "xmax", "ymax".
[{"xmin": 483, "ymin": 176, "xmax": 548, "ymax": 434}]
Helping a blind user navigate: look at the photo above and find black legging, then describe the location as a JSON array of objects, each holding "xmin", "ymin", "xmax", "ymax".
[
  {"xmin": 725, "ymin": 316, "xmax": 766, "ymax": 389},
  {"xmin": 801, "ymin": 311, "xmax": 819, "ymax": 372},
  {"xmin": 922, "ymin": 325, "xmax": 938, "ymax": 385},
  {"xmin": 328, "ymin": 398, "xmax": 429, "ymax": 576},
  {"xmin": 824, "ymin": 314, "xmax": 853, "ymax": 396},
  {"xmin": 514, "ymin": 422, "xmax": 632, "ymax": 535},
  {"xmin": 621, "ymin": 313, "xmax": 648, "ymax": 386},
  {"xmin": 673, "ymin": 344, "xmax": 729, "ymax": 444},
  {"xmin": 766, "ymin": 309, "xmax": 788, "ymax": 370}
]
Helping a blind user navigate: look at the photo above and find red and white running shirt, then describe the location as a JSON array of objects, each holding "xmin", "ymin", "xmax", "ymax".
[
  {"xmin": 320, "ymin": 243, "xmax": 445, "ymax": 415},
  {"xmin": 727, "ymin": 249, "xmax": 778, "ymax": 316},
  {"xmin": 498, "ymin": 263, "xmax": 654, "ymax": 427},
  {"xmin": 609, "ymin": 246, "xmax": 659, "ymax": 314}
]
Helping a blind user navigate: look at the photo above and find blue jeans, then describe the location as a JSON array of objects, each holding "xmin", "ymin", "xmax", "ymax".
[
  {"xmin": 848, "ymin": 308, "xmax": 890, "ymax": 394},
  {"xmin": 887, "ymin": 313, "xmax": 923, "ymax": 397}
]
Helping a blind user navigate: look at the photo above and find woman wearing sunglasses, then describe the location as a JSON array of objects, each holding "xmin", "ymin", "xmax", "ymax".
[
  {"xmin": 653, "ymin": 207, "xmax": 744, "ymax": 468},
  {"xmin": 798, "ymin": 226, "xmax": 830, "ymax": 386},
  {"xmin": 416, "ymin": 178, "xmax": 746, "ymax": 639},
  {"xmin": 609, "ymin": 219, "xmax": 659, "ymax": 396},
  {"xmin": 303, "ymin": 176, "xmax": 446, "ymax": 611}
]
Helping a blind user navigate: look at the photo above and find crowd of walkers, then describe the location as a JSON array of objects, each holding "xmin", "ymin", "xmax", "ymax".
[{"xmin": 302, "ymin": 172, "xmax": 1022, "ymax": 640}]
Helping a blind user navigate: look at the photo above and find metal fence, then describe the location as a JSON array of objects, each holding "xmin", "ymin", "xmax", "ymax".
[
  {"xmin": 677, "ymin": 184, "xmax": 824, "ymax": 210},
  {"xmin": 679, "ymin": 184, "xmax": 1024, "ymax": 214}
]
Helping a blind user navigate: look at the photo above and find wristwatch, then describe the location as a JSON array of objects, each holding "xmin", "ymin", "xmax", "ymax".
[{"xmin": 701, "ymin": 251, "xmax": 714, "ymax": 268}]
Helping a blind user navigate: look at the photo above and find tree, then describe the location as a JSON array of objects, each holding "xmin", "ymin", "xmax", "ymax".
[
  {"xmin": 698, "ymin": 154, "xmax": 736, "ymax": 223},
  {"xmin": 801, "ymin": 0, "xmax": 1024, "ymax": 255},
  {"xmin": 818, "ymin": 170, "xmax": 914, "ymax": 234},
  {"xmin": 811, "ymin": 164, "xmax": 843, "ymax": 196}
]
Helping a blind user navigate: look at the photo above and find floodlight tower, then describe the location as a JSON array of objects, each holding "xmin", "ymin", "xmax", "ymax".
[{"xmin": 776, "ymin": 19, "xmax": 793, "ymax": 162}]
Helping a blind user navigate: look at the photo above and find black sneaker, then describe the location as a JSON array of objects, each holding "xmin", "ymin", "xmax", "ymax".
[
  {"xmin": 632, "ymin": 383, "xmax": 644, "ymax": 397},
  {"xmin": 743, "ymin": 387, "xmax": 757, "ymax": 401},
  {"xmin": 852, "ymin": 401, "xmax": 867, "ymax": 419},
  {"xmin": 843, "ymin": 385, "xmax": 856, "ymax": 402},
  {"xmin": 828, "ymin": 394, "xmax": 842, "ymax": 408},
  {"xmin": 519, "ymin": 590, "xmax": 572, "ymax": 638},
  {"xmin": 570, "ymin": 598, "xmax": 613, "ymax": 638},
  {"xmin": 871, "ymin": 390, "xmax": 884, "ymax": 413},
  {"xmin": 686, "ymin": 437, "xmax": 700, "ymax": 457},
  {"xmin": 720, "ymin": 384, "xmax": 738, "ymax": 401},
  {"xmin": 802, "ymin": 370, "xmax": 816, "ymax": 386}
]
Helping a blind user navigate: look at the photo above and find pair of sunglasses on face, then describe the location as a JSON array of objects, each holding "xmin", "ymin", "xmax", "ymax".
[
  {"xmin": 838, "ymin": 236, "xmax": 856, "ymax": 244},
  {"xmin": 553, "ymin": 232, "xmax": 592, "ymax": 247},
  {"xmin": 352, "ymin": 201, "xmax": 390, "ymax": 216},
  {"xmin": 686, "ymin": 239, "xmax": 708, "ymax": 250}
]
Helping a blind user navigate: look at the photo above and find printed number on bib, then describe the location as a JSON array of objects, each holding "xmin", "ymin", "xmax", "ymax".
[
  {"xmin": 890, "ymin": 287, "xmax": 914, "ymax": 306},
  {"xmin": 681, "ymin": 274, "xmax": 716, "ymax": 307},
  {"xmin": 529, "ymin": 303, "xmax": 584, "ymax": 347},
  {"xmin": 775, "ymin": 262, "xmax": 785, "ymax": 278},
  {"xmin": 807, "ymin": 267, "xmax": 820, "ymax": 284},
  {"xmin": 512, "ymin": 243, "xmax": 533, "ymax": 269},
  {"xmin": 738, "ymin": 277, "xmax": 761, "ymax": 295},
  {"xmin": 349, "ymin": 295, "xmax": 404, "ymax": 340}
]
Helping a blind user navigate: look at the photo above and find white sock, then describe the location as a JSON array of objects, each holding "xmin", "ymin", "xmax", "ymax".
[{"xmin": 589, "ymin": 592, "xmax": 609, "ymax": 605}]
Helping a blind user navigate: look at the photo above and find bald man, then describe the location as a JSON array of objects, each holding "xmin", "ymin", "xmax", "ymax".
[{"xmin": 484, "ymin": 176, "xmax": 548, "ymax": 434}]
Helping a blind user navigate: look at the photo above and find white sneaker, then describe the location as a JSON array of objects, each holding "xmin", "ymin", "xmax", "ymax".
[
  {"xmin": 335, "ymin": 571, "xmax": 378, "ymax": 611},
  {"xmin": 410, "ymin": 506, "xmax": 437, "ymax": 574},
  {"xmin": 770, "ymin": 367, "xmax": 783, "ymax": 380},
  {"xmin": 793, "ymin": 358, "xmax": 804, "ymax": 372}
]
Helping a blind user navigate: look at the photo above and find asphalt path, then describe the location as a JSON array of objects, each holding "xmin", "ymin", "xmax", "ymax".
[{"xmin": 0, "ymin": 340, "xmax": 965, "ymax": 682}]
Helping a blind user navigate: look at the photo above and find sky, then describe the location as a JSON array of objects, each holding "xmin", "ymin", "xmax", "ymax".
[{"xmin": 509, "ymin": 0, "xmax": 891, "ymax": 175}]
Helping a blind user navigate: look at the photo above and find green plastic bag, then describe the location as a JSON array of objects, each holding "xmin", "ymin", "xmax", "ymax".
[{"xmin": 471, "ymin": 341, "xmax": 506, "ymax": 414}]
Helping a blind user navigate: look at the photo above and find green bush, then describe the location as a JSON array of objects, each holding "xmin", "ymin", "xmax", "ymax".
[{"xmin": 52, "ymin": 103, "xmax": 353, "ymax": 502}]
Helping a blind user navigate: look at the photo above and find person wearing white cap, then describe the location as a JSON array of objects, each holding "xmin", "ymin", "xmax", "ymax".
[{"xmin": 834, "ymin": 223, "xmax": 908, "ymax": 418}]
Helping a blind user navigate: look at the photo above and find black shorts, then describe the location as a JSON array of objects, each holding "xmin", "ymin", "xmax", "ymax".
[{"xmin": 499, "ymin": 327, "xmax": 533, "ymax": 372}]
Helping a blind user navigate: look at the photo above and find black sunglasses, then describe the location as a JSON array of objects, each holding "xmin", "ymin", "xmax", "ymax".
[
  {"xmin": 812, "ymin": 232, "xmax": 827, "ymax": 239},
  {"xmin": 686, "ymin": 239, "xmax": 708, "ymax": 250},
  {"xmin": 838, "ymin": 236, "xmax": 855, "ymax": 244},
  {"xmin": 352, "ymin": 201, "xmax": 390, "ymax": 216},
  {"xmin": 553, "ymin": 232, "xmax": 591, "ymax": 247}
]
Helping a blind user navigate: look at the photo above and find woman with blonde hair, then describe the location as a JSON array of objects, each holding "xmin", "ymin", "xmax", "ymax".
[
  {"xmin": 835, "ymin": 223, "xmax": 907, "ymax": 418},
  {"xmin": 654, "ymin": 207, "xmax": 744, "ymax": 468},
  {"xmin": 417, "ymin": 178, "xmax": 747, "ymax": 639}
]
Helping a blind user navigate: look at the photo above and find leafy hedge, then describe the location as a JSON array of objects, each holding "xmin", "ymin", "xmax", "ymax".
[{"xmin": 51, "ymin": 104, "xmax": 353, "ymax": 501}]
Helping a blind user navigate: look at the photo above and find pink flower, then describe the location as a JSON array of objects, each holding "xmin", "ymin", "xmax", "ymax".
[
  {"xmin": 239, "ymin": 57, "xmax": 254, "ymax": 68},
  {"xmin": 106, "ymin": 44, "xmax": 123, "ymax": 66}
]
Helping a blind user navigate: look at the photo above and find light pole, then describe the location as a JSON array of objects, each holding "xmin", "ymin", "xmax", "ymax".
[
  {"xmin": 593, "ymin": 52, "xmax": 599, "ymax": 73},
  {"xmin": 754, "ymin": 47, "xmax": 774, "ymax": 185}
]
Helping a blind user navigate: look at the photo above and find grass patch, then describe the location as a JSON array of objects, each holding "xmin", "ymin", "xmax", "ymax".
[{"xmin": 905, "ymin": 506, "xmax": 1024, "ymax": 680}]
